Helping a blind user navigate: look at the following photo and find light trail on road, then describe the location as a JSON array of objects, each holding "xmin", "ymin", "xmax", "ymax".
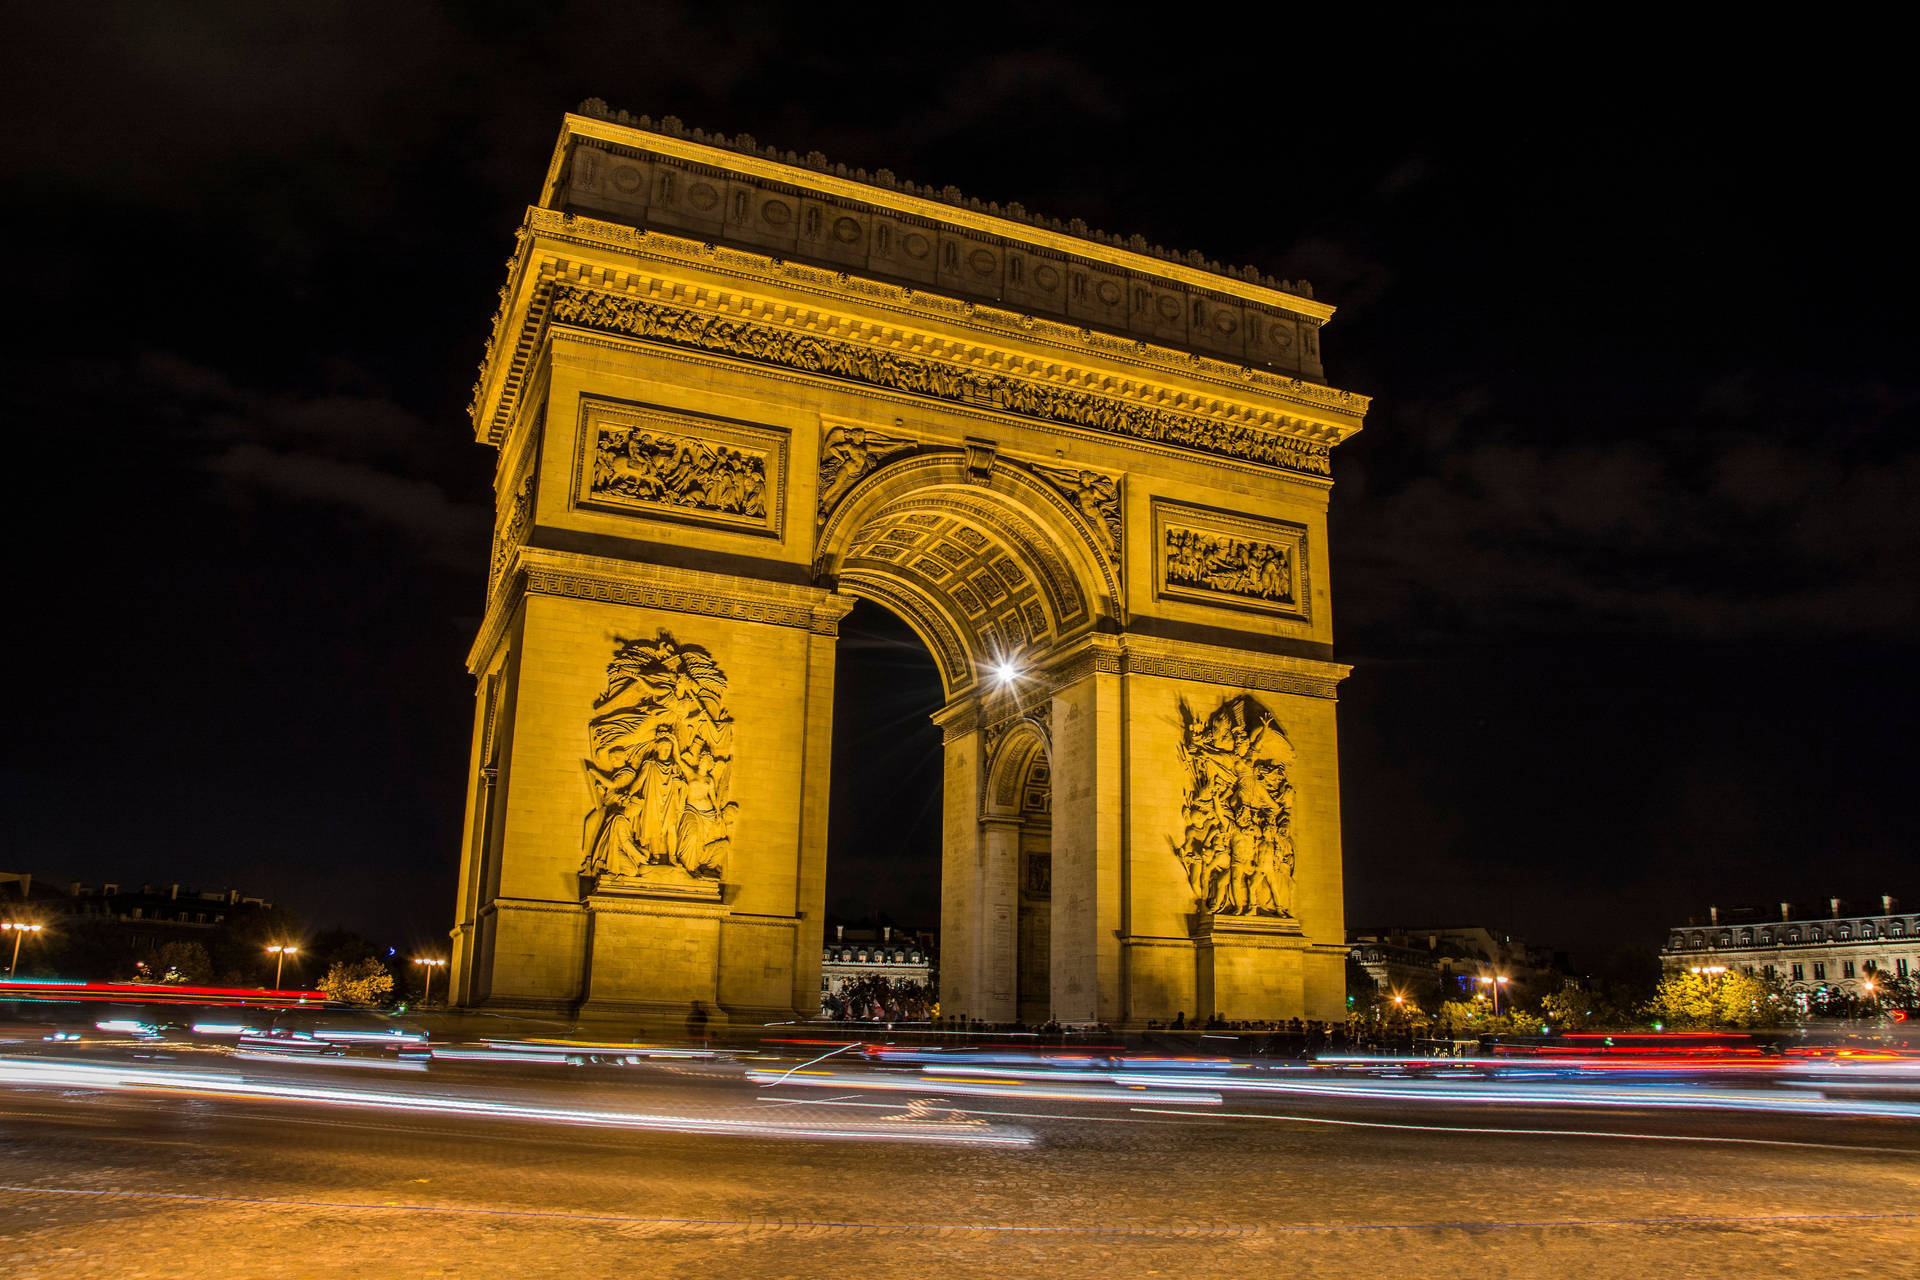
[
  {"xmin": 0, "ymin": 1056, "xmax": 1031, "ymax": 1147},
  {"xmin": 1131, "ymin": 1107, "xmax": 1920, "ymax": 1153}
]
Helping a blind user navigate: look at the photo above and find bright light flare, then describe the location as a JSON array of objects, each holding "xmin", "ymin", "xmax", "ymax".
[{"xmin": 991, "ymin": 659, "xmax": 1021, "ymax": 686}]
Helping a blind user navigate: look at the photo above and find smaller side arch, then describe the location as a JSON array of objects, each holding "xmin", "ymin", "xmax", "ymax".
[{"xmin": 982, "ymin": 714, "xmax": 1052, "ymax": 820}]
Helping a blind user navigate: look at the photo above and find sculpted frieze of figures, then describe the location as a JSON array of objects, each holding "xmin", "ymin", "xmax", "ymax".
[
  {"xmin": 591, "ymin": 424, "xmax": 769, "ymax": 520},
  {"xmin": 546, "ymin": 283, "xmax": 1333, "ymax": 476},
  {"xmin": 581, "ymin": 632, "xmax": 738, "ymax": 885},
  {"xmin": 1165, "ymin": 526, "xmax": 1293, "ymax": 604},
  {"xmin": 1172, "ymin": 694, "xmax": 1296, "ymax": 920}
]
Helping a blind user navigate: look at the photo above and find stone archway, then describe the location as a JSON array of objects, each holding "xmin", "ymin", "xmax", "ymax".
[
  {"xmin": 447, "ymin": 109, "xmax": 1368, "ymax": 1028},
  {"xmin": 979, "ymin": 715, "xmax": 1053, "ymax": 1024}
]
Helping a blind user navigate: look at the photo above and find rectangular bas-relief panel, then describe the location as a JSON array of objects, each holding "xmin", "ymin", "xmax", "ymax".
[
  {"xmin": 573, "ymin": 395, "xmax": 788, "ymax": 539},
  {"xmin": 1152, "ymin": 498, "xmax": 1310, "ymax": 624}
]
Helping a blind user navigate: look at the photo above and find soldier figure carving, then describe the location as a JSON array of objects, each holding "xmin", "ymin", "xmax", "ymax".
[
  {"xmin": 1172, "ymin": 694, "xmax": 1296, "ymax": 918},
  {"xmin": 592, "ymin": 426, "xmax": 769, "ymax": 518},
  {"xmin": 581, "ymin": 633, "xmax": 737, "ymax": 882}
]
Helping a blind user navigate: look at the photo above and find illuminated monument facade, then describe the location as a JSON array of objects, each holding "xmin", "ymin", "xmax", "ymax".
[{"xmin": 449, "ymin": 105, "xmax": 1369, "ymax": 1026}]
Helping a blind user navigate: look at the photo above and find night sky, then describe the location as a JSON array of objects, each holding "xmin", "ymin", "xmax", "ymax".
[{"xmin": 3, "ymin": 7, "xmax": 1913, "ymax": 965}]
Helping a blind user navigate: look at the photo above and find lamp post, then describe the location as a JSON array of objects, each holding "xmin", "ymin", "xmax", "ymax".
[
  {"xmin": 266, "ymin": 944, "xmax": 298, "ymax": 987},
  {"xmin": 3, "ymin": 922, "xmax": 44, "ymax": 977},
  {"xmin": 413, "ymin": 957, "xmax": 447, "ymax": 1007},
  {"xmin": 1476, "ymin": 974, "xmax": 1510, "ymax": 1017}
]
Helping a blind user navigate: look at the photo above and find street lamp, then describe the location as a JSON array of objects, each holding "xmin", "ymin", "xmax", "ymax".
[
  {"xmin": 1476, "ymin": 974, "xmax": 1510, "ymax": 1017},
  {"xmin": 266, "ymin": 944, "xmax": 299, "ymax": 987},
  {"xmin": 413, "ymin": 956, "xmax": 447, "ymax": 1007},
  {"xmin": 3, "ymin": 922, "xmax": 44, "ymax": 977}
]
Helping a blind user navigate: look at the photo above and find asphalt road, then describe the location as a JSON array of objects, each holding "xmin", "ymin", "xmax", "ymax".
[{"xmin": 3, "ymin": 1039, "xmax": 1918, "ymax": 1279}]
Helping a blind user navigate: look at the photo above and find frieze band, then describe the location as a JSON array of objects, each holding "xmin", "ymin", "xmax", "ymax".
[{"xmin": 547, "ymin": 283, "xmax": 1333, "ymax": 476}]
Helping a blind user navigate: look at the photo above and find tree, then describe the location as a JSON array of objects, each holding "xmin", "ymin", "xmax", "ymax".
[
  {"xmin": 1540, "ymin": 983, "xmax": 1592, "ymax": 1032},
  {"xmin": 151, "ymin": 941, "xmax": 212, "ymax": 985},
  {"xmin": 1648, "ymin": 968, "xmax": 1787, "ymax": 1029},
  {"xmin": 1863, "ymin": 963, "xmax": 1917, "ymax": 1015},
  {"xmin": 322, "ymin": 957, "xmax": 394, "ymax": 1007}
]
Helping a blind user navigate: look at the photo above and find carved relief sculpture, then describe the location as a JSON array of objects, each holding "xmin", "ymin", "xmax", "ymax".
[
  {"xmin": 817, "ymin": 423, "xmax": 917, "ymax": 522},
  {"xmin": 580, "ymin": 632, "xmax": 738, "ymax": 887},
  {"xmin": 488, "ymin": 470, "xmax": 534, "ymax": 595},
  {"xmin": 1154, "ymin": 500, "xmax": 1309, "ymax": 621},
  {"xmin": 575, "ymin": 398, "xmax": 786, "ymax": 536},
  {"xmin": 592, "ymin": 424, "xmax": 769, "ymax": 519},
  {"xmin": 1171, "ymin": 694, "xmax": 1296, "ymax": 920},
  {"xmin": 547, "ymin": 285, "xmax": 1334, "ymax": 476},
  {"xmin": 1166, "ymin": 528, "xmax": 1292, "ymax": 604},
  {"xmin": 1031, "ymin": 462, "xmax": 1121, "ymax": 556}
]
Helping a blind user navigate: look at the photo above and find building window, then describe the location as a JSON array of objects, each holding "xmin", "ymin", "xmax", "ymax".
[
  {"xmin": 1813, "ymin": 962, "xmax": 1826, "ymax": 980},
  {"xmin": 1893, "ymin": 922, "xmax": 1906, "ymax": 938},
  {"xmin": 1763, "ymin": 964, "xmax": 1775, "ymax": 978},
  {"xmin": 1670, "ymin": 934, "xmax": 1685, "ymax": 949},
  {"xmin": 1842, "ymin": 961, "xmax": 1856, "ymax": 979},
  {"xmin": 1761, "ymin": 930, "xmax": 1773, "ymax": 944},
  {"xmin": 1791, "ymin": 964, "xmax": 1804, "ymax": 980},
  {"xmin": 1899, "ymin": 959, "xmax": 1910, "ymax": 978},
  {"xmin": 1837, "ymin": 926, "xmax": 1852, "ymax": 941},
  {"xmin": 1739, "ymin": 929, "xmax": 1753, "ymax": 945},
  {"xmin": 1787, "ymin": 929, "xmax": 1801, "ymax": 943},
  {"xmin": 1689, "ymin": 932, "xmax": 1705, "ymax": 948},
  {"xmin": 1811, "ymin": 928, "xmax": 1823, "ymax": 942}
]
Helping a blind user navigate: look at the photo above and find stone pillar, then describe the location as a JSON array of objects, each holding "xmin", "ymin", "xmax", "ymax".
[
  {"xmin": 788, "ymin": 616, "xmax": 843, "ymax": 1016},
  {"xmin": 977, "ymin": 816, "xmax": 1023, "ymax": 1023},
  {"xmin": 939, "ymin": 725, "xmax": 982, "ymax": 1022},
  {"xmin": 1050, "ymin": 668, "xmax": 1126, "ymax": 1026}
]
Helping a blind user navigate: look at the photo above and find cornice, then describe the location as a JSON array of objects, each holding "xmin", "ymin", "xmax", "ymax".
[
  {"xmin": 559, "ymin": 106, "xmax": 1327, "ymax": 313},
  {"xmin": 472, "ymin": 208, "xmax": 1368, "ymax": 445},
  {"xmin": 479, "ymin": 267, "xmax": 1348, "ymax": 483},
  {"xmin": 933, "ymin": 631, "xmax": 1349, "ymax": 740},
  {"xmin": 466, "ymin": 546, "xmax": 848, "ymax": 674}
]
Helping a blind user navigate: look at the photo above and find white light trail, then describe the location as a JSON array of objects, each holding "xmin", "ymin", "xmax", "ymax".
[{"xmin": 0, "ymin": 1058, "xmax": 1030, "ymax": 1147}]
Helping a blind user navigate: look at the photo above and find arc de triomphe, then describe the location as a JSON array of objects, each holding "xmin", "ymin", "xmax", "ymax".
[{"xmin": 448, "ymin": 105, "xmax": 1368, "ymax": 1027}]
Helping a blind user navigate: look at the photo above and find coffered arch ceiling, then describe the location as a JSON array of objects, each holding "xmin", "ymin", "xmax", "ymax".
[
  {"xmin": 818, "ymin": 454, "xmax": 1116, "ymax": 698},
  {"xmin": 983, "ymin": 719, "xmax": 1053, "ymax": 821}
]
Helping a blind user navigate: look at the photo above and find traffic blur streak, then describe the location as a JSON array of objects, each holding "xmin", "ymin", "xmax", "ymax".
[
  {"xmin": 430, "ymin": 1039, "xmax": 733, "ymax": 1066},
  {"xmin": 744, "ymin": 1037, "xmax": 1920, "ymax": 1120},
  {"xmin": 748, "ymin": 1066, "xmax": 1223, "ymax": 1106},
  {"xmin": 0, "ymin": 1055, "xmax": 1032, "ymax": 1147}
]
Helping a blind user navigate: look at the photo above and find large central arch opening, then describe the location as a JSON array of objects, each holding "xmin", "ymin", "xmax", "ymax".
[
  {"xmin": 824, "ymin": 599, "xmax": 942, "ymax": 932},
  {"xmin": 816, "ymin": 454, "xmax": 1116, "ymax": 1025}
]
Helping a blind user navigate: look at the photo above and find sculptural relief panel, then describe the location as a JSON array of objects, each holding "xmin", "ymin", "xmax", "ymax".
[
  {"xmin": 580, "ymin": 631, "xmax": 738, "ymax": 896},
  {"xmin": 1172, "ymin": 693, "xmax": 1296, "ymax": 921},
  {"xmin": 575, "ymin": 397, "xmax": 787, "ymax": 537},
  {"xmin": 1153, "ymin": 499, "xmax": 1309, "ymax": 622}
]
